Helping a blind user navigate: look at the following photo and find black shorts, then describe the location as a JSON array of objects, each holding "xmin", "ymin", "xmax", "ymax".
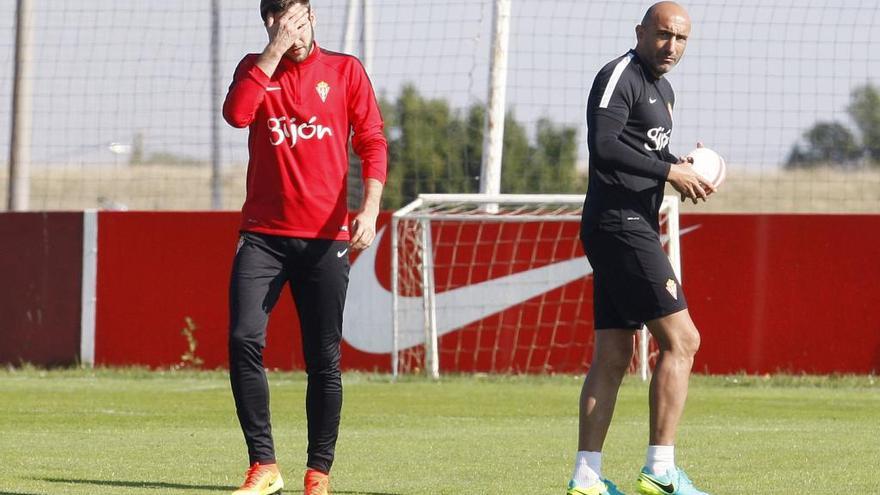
[{"xmin": 581, "ymin": 228, "xmax": 687, "ymax": 330}]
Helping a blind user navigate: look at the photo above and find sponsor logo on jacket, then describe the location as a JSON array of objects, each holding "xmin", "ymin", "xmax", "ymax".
[{"xmin": 267, "ymin": 116, "xmax": 334, "ymax": 147}]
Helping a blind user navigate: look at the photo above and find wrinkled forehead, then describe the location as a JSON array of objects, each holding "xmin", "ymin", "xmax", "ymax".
[{"xmin": 649, "ymin": 10, "xmax": 691, "ymax": 35}]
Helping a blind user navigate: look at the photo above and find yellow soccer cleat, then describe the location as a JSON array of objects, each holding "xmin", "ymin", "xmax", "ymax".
[
  {"xmin": 304, "ymin": 468, "xmax": 330, "ymax": 495},
  {"xmin": 232, "ymin": 462, "xmax": 284, "ymax": 495}
]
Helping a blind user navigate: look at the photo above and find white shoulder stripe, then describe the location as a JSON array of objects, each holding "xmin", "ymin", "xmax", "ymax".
[{"xmin": 599, "ymin": 53, "xmax": 634, "ymax": 109}]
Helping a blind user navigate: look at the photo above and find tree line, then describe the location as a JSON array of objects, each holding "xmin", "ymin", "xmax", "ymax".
[
  {"xmin": 350, "ymin": 84, "xmax": 583, "ymax": 209},
  {"xmin": 787, "ymin": 83, "xmax": 880, "ymax": 169}
]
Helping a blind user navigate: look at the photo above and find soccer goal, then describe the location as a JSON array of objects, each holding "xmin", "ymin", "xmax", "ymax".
[{"xmin": 391, "ymin": 194, "xmax": 681, "ymax": 379}]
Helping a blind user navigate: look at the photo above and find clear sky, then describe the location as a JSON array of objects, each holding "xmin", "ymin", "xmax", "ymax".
[{"xmin": 1, "ymin": 0, "xmax": 878, "ymax": 171}]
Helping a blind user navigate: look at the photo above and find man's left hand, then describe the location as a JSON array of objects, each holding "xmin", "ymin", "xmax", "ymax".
[{"xmin": 349, "ymin": 210, "xmax": 378, "ymax": 251}]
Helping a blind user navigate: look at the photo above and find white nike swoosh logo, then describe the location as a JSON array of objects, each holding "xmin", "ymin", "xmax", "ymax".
[
  {"xmin": 337, "ymin": 248, "xmax": 349, "ymax": 258},
  {"xmin": 342, "ymin": 225, "xmax": 701, "ymax": 354},
  {"xmin": 649, "ymin": 97, "xmax": 657, "ymax": 104}
]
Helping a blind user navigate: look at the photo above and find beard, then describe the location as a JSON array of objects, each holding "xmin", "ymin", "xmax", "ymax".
[{"xmin": 288, "ymin": 26, "xmax": 315, "ymax": 62}]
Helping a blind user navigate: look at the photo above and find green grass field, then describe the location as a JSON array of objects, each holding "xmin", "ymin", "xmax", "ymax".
[{"xmin": 0, "ymin": 369, "xmax": 877, "ymax": 495}]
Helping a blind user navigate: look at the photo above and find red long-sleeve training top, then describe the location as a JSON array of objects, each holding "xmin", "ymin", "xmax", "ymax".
[{"xmin": 223, "ymin": 42, "xmax": 388, "ymax": 240}]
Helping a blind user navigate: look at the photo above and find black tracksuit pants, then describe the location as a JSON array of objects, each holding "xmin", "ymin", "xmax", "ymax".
[{"xmin": 228, "ymin": 231, "xmax": 350, "ymax": 474}]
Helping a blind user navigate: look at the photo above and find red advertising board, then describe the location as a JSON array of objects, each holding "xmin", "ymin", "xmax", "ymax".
[
  {"xmin": 94, "ymin": 212, "xmax": 390, "ymax": 371},
  {"xmin": 683, "ymin": 214, "xmax": 880, "ymax": 374},
  {"xmin": 89, "ymin": 212, "xmax": 880, "ymax": 374},
  {"xmin": 0, "ymin": 213, "xmax": 83, "ymax": 366}
]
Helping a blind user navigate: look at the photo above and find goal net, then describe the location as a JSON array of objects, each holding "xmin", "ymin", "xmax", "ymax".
[{"xmin": 391, "ymin": 194, "xmax": 681, "ymax": 378}]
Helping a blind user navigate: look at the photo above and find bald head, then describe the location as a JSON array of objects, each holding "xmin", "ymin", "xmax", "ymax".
[
  {"xmin": 641, "ymin": 1, "xmax": 690, "ymax": 29},
  {"xmin": 636, "ymin": 2, "xmax": 692, "ymax": 78}
]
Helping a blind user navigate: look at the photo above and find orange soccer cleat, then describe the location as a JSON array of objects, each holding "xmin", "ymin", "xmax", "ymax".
[
  {"xmin": 232, "ymin": 462, "xmax": 284, "ymax": 495},
  {"xmin": 304, "ymin": 468, "xmax": 330, "ymax": 495}
]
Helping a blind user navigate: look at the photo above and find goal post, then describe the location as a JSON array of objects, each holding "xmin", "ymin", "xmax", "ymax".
[{"xmin": 391, "ymin": 194, "xmax": 681, "ymax": 378}]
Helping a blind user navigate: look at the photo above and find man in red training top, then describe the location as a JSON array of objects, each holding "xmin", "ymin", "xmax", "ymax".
[{"xmin": 222, "ymin": 1, "xmax": 387, "ymax": 494}]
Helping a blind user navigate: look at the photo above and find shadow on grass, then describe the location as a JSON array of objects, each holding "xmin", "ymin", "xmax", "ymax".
[
  {"xmin": 38, "ymin": 477, "xmax": 229, "ymax": 491},
  {"xmin": 1, "ymin": 491, "xmax": 47, "ymax": 495},
  {"xmin": 36, "ymin": 479, "xmax": 402, "ymax": 495}
]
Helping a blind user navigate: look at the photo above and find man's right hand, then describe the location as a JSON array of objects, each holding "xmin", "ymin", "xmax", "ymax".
[
  {"xmin": 265, "ymin": 4, "xmax": 311, "ymax": 55},
  {"xmin": 667, "ymin": 158, "xmax": 716, "ymax": 204}
]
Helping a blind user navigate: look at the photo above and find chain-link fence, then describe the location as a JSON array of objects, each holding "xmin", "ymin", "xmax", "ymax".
[{"xmin": 2, "ymin": 0, "xmax": 878, "ymax": 212}]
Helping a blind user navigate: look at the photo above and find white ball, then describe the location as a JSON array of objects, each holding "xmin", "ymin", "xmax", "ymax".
[{"xmin": 687, "ymin": 147, "xmax": 727, "ymax": 187}]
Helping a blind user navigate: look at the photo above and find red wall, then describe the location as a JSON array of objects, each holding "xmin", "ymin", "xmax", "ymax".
[
  {"xmin": 683, "ymin": 214, "xmax": 880, "ymax": 374},
  {"xmin": 93, "ymin": 212, "xmax": 880, "ymax": 374},
  {"xmin": 94, "ymin": 212, "xmax": 389, "ymax": 371},
  {"xmin": 3, "ymin": 211, "xmax": 879, "ymax": 374},
  {"xmin": 95, "ymin": 212, "xmax": 242, "ymax": 369},
  {"xmin": 0, "ymin": 212, "xmax": 83, "ymax": 366}
]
